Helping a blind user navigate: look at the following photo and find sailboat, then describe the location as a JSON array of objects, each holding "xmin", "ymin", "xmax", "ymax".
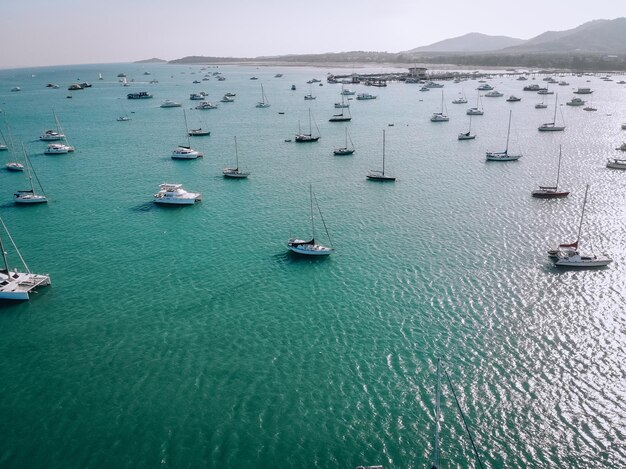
[
  {"xmin": 329, "ymin": 103, "xmax": 351, "ymax": 122},
  {"xmin": 117, "ymin": 102, "xmax": 131, "ymax": 121},
  {"xmin": 0, "ymin": 126, "xmax": 7, "ymax": 151},
  {"xmin": 172, "ymin": 110, "xmax": 203, "ymax": 159},
  {"xmin": 44, "ymin": 114, "xmax": 74, "ymax": 154},
  {"xmin": 287, "ymin": 185, "xmax": 334, "ymax": 256},
  {"xmin": 223, "ymin": 136, "xmax": 250, "ymax": 178},
  {"xmin": 2, "ymin": 117, "xmax": 23, "ymax": 171},
  {"xmin": 532, "ymin": 145, "xmax": 569, "ymax": 198},
  {"xmin": 535, "ymin": 93, "xmax": 548, "ymax": 109},
  {"xmin": 538, "ymin": 94, "xmax": 565, "ymax": 131},
  {"xmin": 458, "ymin": 114, "xmax": 476, "ymax": 140},
  {"xmin": 485, "ymin": 110, "xmax": 521, "ymax": 161},
  {"xmin": 295, "ymin": 109, "xmax": 320, "ymax": 142},
  {"xmin": 430, "ymin": 90, "xmax": 449, "ymax": 122},
  {"xmin": 366, "ymin": 130, "xmax": 395, "ymax": 181},
  {"xmin": 14, "ymin": 146, "xmax": 47, "ymax": 204},
  {"xmin": 39, "ymin": 110, "xmax": 66, "ymax": 141},
  {"xmin": 549, "ymin": 185, "xmax": 612, "ymax": 267},
  {"xmin": 333, "ymin": 128, "xmax": 355, "ymax": 155},
  {"xmin": 466, "ymin": 90, "xmax": 484, "ymax": 115},
  {"xmin": 255, "ymin": 84, "xmax": 270, "ymax": 108},
  {"xmin": 0, "ymin": 217, "xmax": 51, "ymax": 300},
  {"xmin": 304, "ymin": 84, "xmax": 316, "ymax": 100},
  {"xmin": 185, "ymin": 109, "xmax": 210, "ymax": 136}
]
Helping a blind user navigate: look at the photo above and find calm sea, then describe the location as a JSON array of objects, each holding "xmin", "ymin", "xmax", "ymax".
[{"xmin": 0, "ymin": 63, "xmax": 625, "ymax": 468}]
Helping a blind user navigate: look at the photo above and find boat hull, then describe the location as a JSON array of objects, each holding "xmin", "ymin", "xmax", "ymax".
[
  {"xmin": 532, "ymin": 190, "xmax": 569, "ymax": 198},
  {"xmin": 153, "ymin": 197, "xmax": 197, "ymax": 205},
  {"xmin": 0, "ymin": 272, "xmax": 51, "ymax": 301},
  {"xmin": 287, "ymin": 242, "xmax": 334, "ymax": 256},
  {"xmin": 333, "ymin": 149, "xmax": 354, "ymax": 155}
]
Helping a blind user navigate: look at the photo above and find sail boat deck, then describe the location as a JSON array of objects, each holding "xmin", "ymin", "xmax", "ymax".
[{"xmin": 0, "ymin": 270, "xmax": 51, "ymax": 300}]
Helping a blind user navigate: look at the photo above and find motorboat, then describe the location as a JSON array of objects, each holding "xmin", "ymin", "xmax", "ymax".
[
  {"xmin": 172, "ymin": 146, "xmax": 203, "ymax": 159},
  {"xmin": 189, "ymin": 93, "xmax": 205, "ymax": 100},
  {"xmin": 0, "ymin": 217, "xmax": 51, "ymax": 300},
  {"xmin": 160, "ymin": 100, "xmax": 181, "ymax": 108},
  {"xmin": 153, "ymin": 183, "xmax": 201, "ymax": 205},
  {"xmin": 506, "ymin": 95, "xmax": 521, "ymax": 102},
  {"xmin": 127, "ymin": 91, "xmax": 152, "ymax": 99},
  {"xmin": 523, "ymin": 84, "xmax": 544, "ymax": 91},
  {"xmin": 566, "ymin": 97, "xmax": 585, "ymax": 106},
  {"xmin": 10, "ymin": 87, "xmax": 21, "ymax": 92},
  {"xmin": 44, "ymin": 143, "xmax": 75, "ymax": 154},
  {"xmin": 356, "ymin": 93, "xmax": 377, "ymax": 100},
  {"xmin": 606, "ymin": 158, "xmax": 626, "ymax": 169},
  {"xmin": 220, "ymin": 95, "xmax": 235, "ymax": 103},
  {"xmin": 340, "ymin": 89, "xmax": 356, "ymax": 95},
  {"xmin": 477, "ymin": 84, "xmax": 493, "ymax": 91},
  {"xmin": 39, "ymin": 129, "xmax": 65, "ymax": 141},
  {"xmin": 573, "ymin": 87, "xmax": 593, "ymax": 94},
  {"xmin": 452, "ymin": 96, "xmax": 468, "ymax": 104},
  {"xmin": 195, "ymin": 101, "xmax": 218, "ymax": 110},
  {"xmin": 484, "ymin": 90, "xmax": 503, "ymax": 97},
  {"xmin": 334, "ymin": 102, "xmax": 349, "ymax": 108},
  {"xmin": 68, "ymin": 84, "xmax": 83, "ymax": 90},
  {"xmin": 5, "ymin": 162, "xmax": 24, "ymax": 171}
]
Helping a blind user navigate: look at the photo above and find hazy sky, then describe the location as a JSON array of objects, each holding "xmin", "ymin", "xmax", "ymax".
[{"xmin": 1, "ymin": 0, "xmax": 623, "ymax": 69}]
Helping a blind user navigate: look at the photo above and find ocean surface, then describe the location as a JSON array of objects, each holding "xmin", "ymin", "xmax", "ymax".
[{"xmin": 0, "ymin": 63, "xmax": 625, "ymax": 468}]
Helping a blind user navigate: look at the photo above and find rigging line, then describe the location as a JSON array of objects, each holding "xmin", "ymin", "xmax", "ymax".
[
  {"xmin": 442, "ymin": 364, "xmax": 485, "ymax": 469},
  {"xmin": 0, "ymin": 216, "xmax": 30, "ymax": 273},
  {"xmin": 312, "ymin": 190, "xmax": 333, "ymax": 247}
]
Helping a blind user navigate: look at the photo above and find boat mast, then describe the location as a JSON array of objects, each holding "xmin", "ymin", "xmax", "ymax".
[
  {"xmin": 183, "ymin": 109, "xmax": 191, "ymax": 147},
  {"xmin": 0, "ymin": 228, "xmax": 9, "ymax": 273},
  {"xmin": 576, "ymin": 184, "xmax": 589, "ymax": 247},
  {"xmin": 555, "ymin": 145, "xmax": 562, "ymax": 189},
  {"xmin": 234, "ymin": 136, "xmax": 239, "ymax": 170},
  {"xmin": 308, "ymin": 108, "xmax": 312, "ymax": 136},
  {"xmin": 552, "ymin": 93, "xmax": 559, "ymax": 125},
  {"xmin": 432, "ymin": 358, "xmax": 442, "ymax": 469},
  {"xmin": 309, "ymin": 184, "xmax": 315, "ymax": 241},
  {"xmin": 382, "ymin": 129, "xmax": 386, "ymax": 175},
  {"xmin": 0, "ymin": 216, "xmax": 30, "ymax": 274},
  {"xmin": 504, "ymin": 110, "xmax": 512, "ymax": 153},
  {"xmin": 23, "ymin": 145, "xmax": 46, "ymax": 197}
]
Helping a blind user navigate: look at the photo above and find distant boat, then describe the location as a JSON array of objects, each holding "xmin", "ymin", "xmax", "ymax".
[
  {"xmin": 160, "ymin": 99, "xmax": 182, "ymax": 108},
  {"xmin": 606, "ymin": 158, "xmax": 626, "ymax": 170},
  {"xmin": 366, "ymin": 129, "xmax": 395, "ymax": 181},
  {"xmin": 14, "ymin": 146, "xmax": 48, "ymax": 204},
  {"xmin": 287, "ymin": 184, "xmax": 334, "ymax": 256},
  {"xmin": 195, "ymin": 101, "xmax": 218, "ymax": 110},
  {"xmin": 573, "ymin": 87, "xmax": 593, "ymax": 94},
  {"xmin": 506, "ymin": 95, "xmax": 521, "ymax": 102},
  {"xmin": 538, "ymin": 94, "xmax": 565, "ymax": 131},
  {"xmin": 0, "ymin": 216, "xmax": 51, "ymax": 300},
  {"xmin": 329, "ymin": 100, "xmax": 351, "ymax": 122},
  {"xmin": 452, "ymin": 92, "xmax": 467, "ymax": 104},
  {"xmin": 566, "ymin": 97, "xmax": 585, "ymax": 106},
  {"xmin": 223, "ymin": 136, "xmax": 250, "ymax": 178},
  {"xmin": 486, "ymin": 110, "xmax": 521, "ymax": 161},
  {"xmin": 256, "ymin": 84, "xmax": 270, "ymax": 108},
  {"xmin": 550, "ymin": 185, "xmax": 612, "ymax": 268},
  {"xmin": 153, "ymin": 183, "xmax": 201, "ymax": 205},
  {"xmin": 356, "ymin": 93, "xmax": 376, "ymax": 100},
  {"xmin": 304, "ymin": 84, "xmax": 316, "ymax": 100},
  {"xmin": 295, "ymin": 109, "xmax": 320, "ymax": 142},
  {"xmin": 484, "ymin": 90, "xmax": 503, "ymax": 97},
  {"xmin": 39, "ymin": 110, "xmax": 66, "ymax": 141},
  {"xmin": 532, "ymin": 145, "xmax": 569, "ymax": 198},
  {"xmin": 127, "ymin": 91, "xmax": 152, "ymax": 99},
  {"xmin": 333, "ymin": 128, "xmax": 355, "ymax": 155}
]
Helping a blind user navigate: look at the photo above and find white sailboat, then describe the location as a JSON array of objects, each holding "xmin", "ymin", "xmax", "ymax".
[
  {"xmin": 172, "ymin": 110, "xmax": 203, "ymax": 159},
  {"xmin": 295, "ymin": 109, "xmax": 320, "ymax": 142},
  {"xmin": 466, "ymin": 90, "xmax": 484, "ymax": 115},
  {"xmin": 255, "ymin": 84, "xmax": 270, "ymax": 108},
  {"xmin": 550, "ymin": 185, "xmax": 612, "ymax": 267},
  {"xmin": 458, "ymin": 114, "xmax": 476, "ymax": 140},
  {"xmin": 430, "ymin": 90, "xmax": 449, "ymax": 122},
  {"xmin": 223, "ymin": 136, "xmax": 250, "ymax": 178},
  {"xmin": 366, "ymin": 129, "xmax": 395, "ymax": 181},
  {"xmin": 486, "ymin": 110, "xmax": 521, "ymax": 161},
  {"xmin": 287, "ymin": 185, "xmax": 334, "ymax": 256},
  {"xmin": 39, "ymin": 110, "xmax": 66, "ymax": 141},
  {"xmin": 538, "ymin": 94, "xmax": 565, "ymax": 131},
  {"xmin": 14, "ymin": 146, "xmax": 48, "ymax": 204},
  {"xmin": 2, "ymin": 118, "xmax": 24, "ymax": 171},
  {"xmin": 333, "ymin": 128, "xmax": 355, "ymax": 155},
  {"xmin": 0, "ymin": 217, "xmax": 51, "ymax": 300}
]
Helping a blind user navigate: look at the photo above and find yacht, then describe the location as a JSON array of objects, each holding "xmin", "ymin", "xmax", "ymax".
[
  {"xmin": 606, "ymin": 158, "xmax": 626, "ymax": 170},
  {"xmin": 477, "ymin": 84, "xmax": 493, "ymax": 91},
  {"xmin": 573, "ymin": 87, "xmax": 593, "ymax": 94},
  {"xmin": 452, "ymin": 95, "xmax": 468, "ymax": 104},
  {"xmin": 356, "ymin": 93, "xmax": 377, "ymax": 100},
  {"xmin": 5, "ymin": 162, "xmax": 24, "ymax": 171},
  {"xmin": 195, "ymin": 101, "xmax": 218, "ymax": 110},
  {"xmin": 39, "ymin": 129, "xmax": 65, "ymax": 141},
  {"xmin": 172, "ymin": 146, "xmax": 203, "ymax": 159},
  {"xmin": 523, "ymin": 84, "xmax": 544, "ymax": 91},
  {"xmin": 127, "ymin": 91, "xmax": 153, "ymax": 99},
  {"xmin": 566, "ymin": 97, "xmax": 585, "ymax": 106},
  {"xmin": 340, "ymin": 89, "xmax": 356, "ymax": 96},
  {"xmin": 484, "ymin": 90, "xmax": 503, "ymax": 97},
  {"xmin": 506, "ymin": 95, "xmax": 521, "ymax": 102},
  {"xmin": 189, "ymin": 93, "xmax": 205, "ymax": 100},
  {"xmin": 160, "ymin": 100, "xmax": 182, "ymax": 108},
  {"xmin": 44, "ymin": 143, "xmax": 75, "ymax": 154},
  {"xmin": 220, "ymin": 95, "xmax": 235, "ymax": 103},
  {"xmin": 0, "ymin": 217, "xmax": 51, "ymax": 300},
  {"xmin": 153, "ymin": 183, "xmax": 201, "ymax": 205}
]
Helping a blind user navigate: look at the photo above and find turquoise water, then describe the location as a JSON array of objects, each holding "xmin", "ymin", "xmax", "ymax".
[{"xmin": 1, "ymin": 63, "xmax": 625, "ymax": 468}]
